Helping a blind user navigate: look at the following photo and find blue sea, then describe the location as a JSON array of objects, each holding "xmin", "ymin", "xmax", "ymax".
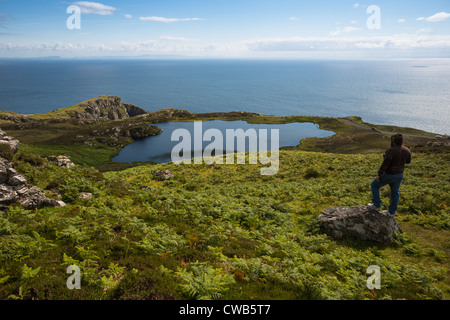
[{"xmin": 0, "ymin": 59, "xmax": 449, "ymax": 135}]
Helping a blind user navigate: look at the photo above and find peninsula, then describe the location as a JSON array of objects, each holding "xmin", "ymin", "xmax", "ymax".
[{"xmin": 0, "ymin": 95, "xmax": 446, "ymax": 171}]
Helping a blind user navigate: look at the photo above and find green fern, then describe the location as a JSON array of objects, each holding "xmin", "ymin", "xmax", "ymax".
[{"xmin": 176, "ymin": 262, "xmax": 235, "ymax": 300}]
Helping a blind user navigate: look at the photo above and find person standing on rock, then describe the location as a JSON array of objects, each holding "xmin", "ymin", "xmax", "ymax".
[{"xmin": 368, "ymin": 133, "xmax": 411, "ymax": 217}]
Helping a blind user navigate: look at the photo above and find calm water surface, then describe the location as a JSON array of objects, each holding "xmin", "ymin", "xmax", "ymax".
[
  {"xmin": 112, "ymin": 120, "xmax": 335, "ymax": 163},
  {"xmin": 0, "ymin": 59, "xmax": 448, "ymax": 134}
]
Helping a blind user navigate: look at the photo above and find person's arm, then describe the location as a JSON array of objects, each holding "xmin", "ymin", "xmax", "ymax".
[
  {"xmin": 377, "ymin": 149, "xmax": 393, "ymax": 177},
  {"xmin": 406, "ymin": 148, "xmax": 411, "ymax": 164}
]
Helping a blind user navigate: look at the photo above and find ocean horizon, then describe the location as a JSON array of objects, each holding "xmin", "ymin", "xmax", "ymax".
[{"xmin": 0, "ymin": 58, "xmax": 448, "ymax": 135}]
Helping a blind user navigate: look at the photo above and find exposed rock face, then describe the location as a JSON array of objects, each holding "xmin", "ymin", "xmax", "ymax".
[
  {"xmin": 153, "ymin": 170, "xmax": 174, "ymax": 181},
  {"xmin": 149, "ymin": 108, "xmax": 191, "ymax": 122},
  {"xmin": 71, "ymin": 96, "xmax": 148, "ymax": 121},
  {"xmin": 0, "ymin": 128, "xmax": 20, "ymax": 157},
  {"xmin": 0, "ymin": 130, "xmax": 66, "ymax": 210},
  {"xmin": 48, "ymin": 155, "xmax": 75, "ymax": 168},
  {"xmin": 100, "ymin": 124, "xmax": 159, "ymax": 140},
  {"xmin": 318, "ymin": 205, "xmax": 401, "ymax": 243},
  {"xmin": 124, "ymin": 103, "xmax": 148, "ymax": 117},
  {"xmin": 79, "ymin": 192, "xmax": 92, "ymax": 200},
  {"xmin": 0, "ymin": 184, "xmax": 17, "ymax": 204},
  {"xmin": 0, "ymin": 96, "xmax": 149, "ymax": 125},
  {"xmin": 19, "ymin": 186, "xmax": 66, "ymax": 210}
]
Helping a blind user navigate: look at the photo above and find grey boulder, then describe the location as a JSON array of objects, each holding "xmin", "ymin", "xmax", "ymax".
[{"xmin": 318, "ymin": 205, "xmax": 402, "ymax": 243}]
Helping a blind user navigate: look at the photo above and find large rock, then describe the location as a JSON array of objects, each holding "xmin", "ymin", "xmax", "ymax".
[
  {"xmin": 18, "ymin": 186, "xmax": 50, "ymax": 210},
  {"xmin": 0, "ymin": 164, "xmax": 9, "ymax": 183},
  {"xmin": 318, "ymin": 205, "xmax": 402, "ymax": 243},
  {"xmin": 153, "ymin": 170, "xmax": 174, "ymax": 181},
  {"xmin": 8, "ymin": 174, "xmax": 27, "ymax": 186},
  {"xmin": 124, "ymin": 103, "xmax": 148, "ymax": 117},
  {"xmin": 0, "ymin": 185, "xmax": 18, "ymax": 207},
  {"xmin": 18, "ymin": 186, "xmax": 65, "ymax": 210},
  {"xmin": 79, "ymin": 192, "xmax": 92, "ymax": 200},
  {"xmin": 0, "ymin": 128, "xmax": 20, "ymax": 157},
  {"xmin": 48, "ymin": 155, "xmax": 75, "ymax": 168}
]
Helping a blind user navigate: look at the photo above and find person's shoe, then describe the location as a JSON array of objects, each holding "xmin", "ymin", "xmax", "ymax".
[
  {"xmin": 388, "ymin": 211, "xmax": 396, "ymax": 217},
  {"xmin": 367, "ymin": 203, "xmax": 381, "ymax": 212}
]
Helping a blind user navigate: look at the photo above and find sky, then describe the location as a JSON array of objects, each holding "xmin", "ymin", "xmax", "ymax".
[{"xmin": 1, "ymin": 0, "xmax": 450, "ymax": 59}]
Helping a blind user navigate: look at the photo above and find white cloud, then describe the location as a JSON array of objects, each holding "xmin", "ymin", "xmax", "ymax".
[
  {"xmin": 350, "ymin": 20, "xmax": 358, "ymax": 24},
  {"xmin": 330, "ymin": 26, "xmax": 360, "ymax": 36},
  {"xmin": 398, "ymin": 19, "xmax": 406, "ymax": 23},
  {"xmin": 329, "ymin": 30, "xmax": 340, "ymax": 36},
  {"xmin": 72, "ymin": 1, "xmax": 116, "ymax": 15},
  {"xmin": 417, "ymin": 12, "xmax": 450, "ymax": 22},
  {"xmin": 139, "ymin": 16, "xmax": 203, "ymax": 23},
  {"xmin": 353, "ymin": 3, "xmax": 360, "ymax": 9},
  {"xmin": 423, "ymin": 12, "xmax": 450, "ymax": 22},
  {"xmin": 246, "ymin": 35, "xmax": 450, "ymax": 52},
  {"xmin": 124, "ymin": 14, "xmax": 132, "ymax": 19},
  {"xmin": 3, "ymin": 33, "xmax": 450, "ymax": 58},
  {"xmin": 343, "ymin": 26, "xmax": 360, "ymax": 33},
  {"xmin": 289, "ymin": 16, "xmax": 299, "ymax": 21},
  {"xmin": 159, "ymin": 35, "xmax": 193, "ymax": 42},
  {"xmin": 417, "ymin": 28, "xmax": 433, "ymax": 34},
  {"xmin": 0, "ymin": 38, "xmax": 241, "ymax": 58}
]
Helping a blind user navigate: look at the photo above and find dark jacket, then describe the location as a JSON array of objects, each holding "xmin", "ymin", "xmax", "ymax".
[{"xmin": 378, "ymin": 134, "xmax": 411, "ymax": 176}]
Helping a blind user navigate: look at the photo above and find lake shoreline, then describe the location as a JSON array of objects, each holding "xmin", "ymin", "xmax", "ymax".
[
  {"xmin": 0, "ymin": 95, "xmax": 448, "ymax": 171},
  {"xmin": 112, "ymin": 120, "xmax": 336, "ymax": 164}
]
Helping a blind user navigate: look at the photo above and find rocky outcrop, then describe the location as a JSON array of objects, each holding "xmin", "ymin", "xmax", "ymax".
[
  {"xmin": 79, "ymin": 192, "xmax": 92, "ymax": 200},
  {"xmin": 0, "ymin": 129, "xmax": 20, "ymax": 158},
  {"xmin": 0, "ymin": 157, "xmax": 65, "ymax": 210},
  {"xmin": 124, "ymin": 103, "xmax": 148, "ymax": 117},
  {"xmin": 426, "ymin": 140, "xmax": 450, "ymax": 147},
  {"xmin": 68, "ymin": 95, "xmax": 148, "ymax": 122},
  {"xmin": 83, "ymin": 123, "xmax": 161, "ymax": 148},
  {"xmin": 148, "ymin": 108, "xmax": 191, "ymax": 123},
  {"xmin": 19, "ymin": 186, "xmax": 65, "ymax": 210},
  {"xmin": 0, "ymin": 112, "xmax": 34, "ymax": 123},
  {"xmin": 0, "ymin": 129, "xmax": 66, "ymax": 210},
  {"xmin": 153, "ymin": 170, "xmax": 174, "ymax": 181},
  {"xmin": 318, "ymin": 205, "xmax": 402, "ymax": 243},
  {"xmin": 48, "ymin": 155, "xmax": 75, "ymax": 169},
  {"xmin": 107, "ymin": 124, "xmax": 160, "ymax": 140},
  {"xmin": 0, "ymin": 96, "xmax": 149, "ymax": 125}
]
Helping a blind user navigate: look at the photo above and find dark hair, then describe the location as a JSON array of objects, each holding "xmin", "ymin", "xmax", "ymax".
[{"xmin": 391, "ymin": 133, "xmax": 403, "ymax": 147}]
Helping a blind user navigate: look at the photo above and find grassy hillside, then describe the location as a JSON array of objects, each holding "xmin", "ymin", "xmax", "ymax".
[
  {"xmin": 2, "ymin": 111, "xmax": 445, "ymax": 172},
  {"xmin": 0, "ymin": 95, "xmax": 145, "ymax": 121},
  {"xmin": 0, "ymin": 97, "xmax": 448, "ymax": 300},
  {"xmin": 0, "ymin": 147, "xmax": 448, "ymax": 300},
  {"xmin": 1, "ymin": 95, "xmax": 446, "ymax": 174}
]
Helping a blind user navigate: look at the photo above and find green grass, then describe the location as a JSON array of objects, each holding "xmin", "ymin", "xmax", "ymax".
[
  {"xmin": 0, "ymin": 102, "xmax": 448, "ymax": 300},
  {"xmin": 1, "ymin": 115, "xmax": 161, "ymax": 171},
  {"xmin": 0, "ymin": 147, "xmax": 448, "ymax": 300},
  {"xmin": 17, "ymin": 144, "xmax": 117, "ymax": 167},
  {"xmin": 0, "ymin": 95, "xmax": 129, "ymax": 121},
  {"xmin": 1, "ymin": 104, "xmax": 445, "ymax": 172}
]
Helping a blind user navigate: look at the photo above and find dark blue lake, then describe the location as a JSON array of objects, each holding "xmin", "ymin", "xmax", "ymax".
[{"xmin": 112, "ymin": 120, "xmax": 335, "ymax": 163}]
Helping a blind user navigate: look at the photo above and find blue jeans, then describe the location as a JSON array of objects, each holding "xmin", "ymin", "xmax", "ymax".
[{"xmin": 371, "ymin": 173, "xmax": 404, "ymax": 215}]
